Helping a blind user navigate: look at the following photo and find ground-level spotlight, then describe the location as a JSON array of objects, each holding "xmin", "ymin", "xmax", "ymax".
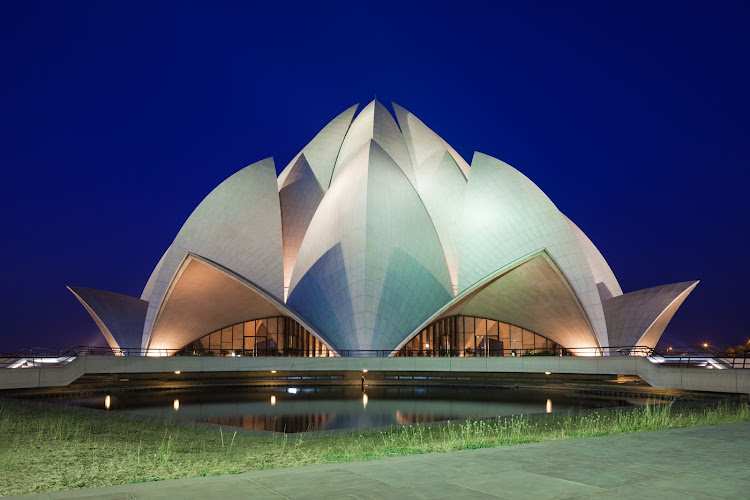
[
  {"xmin": 174, "ymin": 370, "xmax": 181, "ymax": 375},
  {"xmin": 271, "ymin": 370, "xmax": 276, "ymax": 374},
  {"xmin": 104, "ymin": 395, "xmax": 111, "ymax": 410},
  {"xmin": 546, "ymin": 399, "xmax": 552, "ymax": 413},
  {"xmin": 544, "ymin": 371, "xmax": 551, "ymax": 375},
  {"xmin": 270, "ymin": 395, "xmax": 276, "ymax": 406},
  {"xmin": 362, "ymin": 369, "xmax": 368, "ymax": 373},
  {"xmin": 173, "ymin": 399, "xmax": 180, "ymax": 411},
  {"xmin": 362, "ymin": 393, "xmax": 368, "ymax": 409}
]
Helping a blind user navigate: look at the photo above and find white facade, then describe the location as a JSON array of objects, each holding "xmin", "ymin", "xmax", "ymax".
[{"xmin": 70, "ymin": 101, "xmax": 698, "ymax": 356}]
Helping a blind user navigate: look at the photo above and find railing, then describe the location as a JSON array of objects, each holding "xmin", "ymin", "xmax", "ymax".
[
  {"xmin": 392, "ymin": 346, "xmax": 656, "ymax": 357},
  {"xmin": 1, "ymin": 345, "xmax": 748, "ymax": 368}
]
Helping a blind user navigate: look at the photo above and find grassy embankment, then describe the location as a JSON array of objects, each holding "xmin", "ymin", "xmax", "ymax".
[{"xmin": 1, "ymin": 399, "xmax": 748, "ymax": 496}]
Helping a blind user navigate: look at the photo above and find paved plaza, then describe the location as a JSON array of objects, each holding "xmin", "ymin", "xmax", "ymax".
[{"xmin": 15, "ymin": 421, "xmax": 750, "ymax": 499}]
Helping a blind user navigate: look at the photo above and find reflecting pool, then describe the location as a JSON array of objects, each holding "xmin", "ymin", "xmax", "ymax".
[{"xmin": 51, "ymin": 386, "xmax": 656, "ymax": 433}]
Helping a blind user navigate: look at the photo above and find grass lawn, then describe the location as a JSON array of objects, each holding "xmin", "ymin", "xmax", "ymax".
[{"xmin": 1, "ymin": 398, "xmax": 748, "ymax": 496}]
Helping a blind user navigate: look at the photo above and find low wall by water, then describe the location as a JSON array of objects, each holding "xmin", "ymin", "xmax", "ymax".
[{"xmin": 1, "ymin": 356, "xmax": 748, "ymax": 394}]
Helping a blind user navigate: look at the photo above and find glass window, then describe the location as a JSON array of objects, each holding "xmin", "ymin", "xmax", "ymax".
[
  {"xmin": 498, "ymin": 322, "xmax": 510, "ymax": 343},
  {"xmin": 466, "ymin": 317, "xmax": 475, "ymax": 333},
  {"xmin": 487, "ymin": 320, "xmax": 498, "ymax": 338},
  {"xmin": 510, "ymin": 325, "xmax": 523, "ymax": 348},
  {"xmin": 475, "ymin": 318, "xmax": 486, "ymax": 335},
  {"xmin": 221, "ymin": 327, "xmax": 232, "ymax": 343},
  {"xmin": 523, "ymin": 329, "xmax": 535, "ymax": 351},
  {"xmin": 209, "ymin": 331, "xmax": 221, "ymax": 350},
  {"xmin": 256, "ymin": 321, "xmax": 268, "ymax": 337},
  {"xmin": 244, "ymin": 321, "xmax": 256, "ymax": 336},
  {"xmin": 244, "ymin": 336, "xmax": 256, "ymax": 350}
]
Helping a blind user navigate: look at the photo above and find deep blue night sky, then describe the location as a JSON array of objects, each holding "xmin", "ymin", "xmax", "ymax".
[{"xmin": 1, "ymin": 1, "xmax": 748, "ymax": 352}]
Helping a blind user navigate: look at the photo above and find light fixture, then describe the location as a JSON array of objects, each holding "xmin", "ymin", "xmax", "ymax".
[
  {"xmin": 271, "ymin": 370, "xmax": 276, "ymax": 374},
  {"xmin": 104, "ymin": 395, "xmax": 111, "ymax": 410},
  {"xmin": 270, "ymin": 395, "xmax": 276, "ymax": 406},
  {"xmin": 173, "ymin": 399, "xmax": 180, "ymax": 411},
  {"xmin": 174, "ymin": 370, "xmax": 181, "ymax": 375},
  {"xmin": 546, "ymin": 399, "xmax": 552, "ymax": 413},
  {"xmin": 544, "ymin": 371, "xmax": 551, "ymax": 375},
  {"xmin": 362, "ymin": 393, "xmax": 368, "ymax": 409},
  {"xmin": 287, "ymin": 387, "xmax": 299, "ymax": 394},
  {"xmin": 362, "ymin": 369, "xmax": 368, "ymax": 373}
]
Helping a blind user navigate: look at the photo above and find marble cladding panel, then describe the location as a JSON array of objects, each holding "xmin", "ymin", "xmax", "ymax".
[
  {"xmin": 459, "ymin": 152, "xmax": 608, "ymax": 347},
  {"xmin": 142, "ymin": 158, "xmax": 284, "ymax": 349}
]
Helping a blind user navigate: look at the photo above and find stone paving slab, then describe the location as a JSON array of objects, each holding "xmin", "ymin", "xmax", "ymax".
[{"xmin": 12, "ymin": 421, "xmax": 750, "ymax": 499}]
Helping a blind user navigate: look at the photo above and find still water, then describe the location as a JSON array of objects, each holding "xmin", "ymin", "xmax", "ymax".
[{"xmin": 50, "ymin": 386, "xmax": 655, "ymax": 434}]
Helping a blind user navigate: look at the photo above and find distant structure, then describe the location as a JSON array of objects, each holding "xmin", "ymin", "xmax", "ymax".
[{"xmin": 69, "ymin": 101, "xmax": 698, "ymax": 357}]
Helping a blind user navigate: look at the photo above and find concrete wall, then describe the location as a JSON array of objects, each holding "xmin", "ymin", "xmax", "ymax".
[{"xmin": 2, "ymin": 356, "xmax": 749, "ymax": 394}]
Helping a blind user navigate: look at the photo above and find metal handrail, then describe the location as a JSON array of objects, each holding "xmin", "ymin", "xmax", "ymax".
[{"xmin": 1, "ymin": 345, "xmax": 748, "ymax": 368}]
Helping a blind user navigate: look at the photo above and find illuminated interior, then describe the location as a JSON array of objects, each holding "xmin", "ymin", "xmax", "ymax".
[
  {"xmin": 178, "ymin": 316, "xmax": 335, "ymax": 356},
  {"xmin": 396, "ymin": 315, "xmax": 565, "ymax": 357}
]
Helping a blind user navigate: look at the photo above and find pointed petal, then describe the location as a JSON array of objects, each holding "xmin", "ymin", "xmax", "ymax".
[
  {"xmin": 142, "ymin": 158, "xmax": 283, "ymax": 349},
  {"xmin": 565, "ymin": 216, "xmax": 623, "ymax": 301},
  {"xmin": 603, "ymin": 281, "xmax": 699, "ymax": 349},
  {"xmin": 330, "ymin": 100, "xmax": 416, "ymax": 188},
  {"xmin": 68, "ymin": 287, "xmax": 148, "ymax": 350},
  {"xmin": 460, "ymin": 152, "xmax": 608, "ymax": 347},
  {"xmin": 277, "ymin": 104, "xmax": 358, "ymax": 190},
  {"xmin": 289, "ymin": 140, "xmax": 452, "ymax": 351}
]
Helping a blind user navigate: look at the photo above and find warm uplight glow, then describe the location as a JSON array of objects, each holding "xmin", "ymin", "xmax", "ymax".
[
  {"xmin": 544, "ymin": 371, "xmax": 551, "ymax": 375},
  {"xmin": 362, "ymin": 369, "xmax": 368, "ymax": 373},
  {"xmin": 270, "ymin": 395, "xmax": 276, "ymax": 406},
  {"xmin": 703, "ymin": 343, "xmax": 709, "ymax": 348},
  {"xmin": 231, "ymin": 352, "xmax": 236, "ymax": 357},
  {"xmin": 271, "ymin": 370, "xmax": 277, "ymax": 374},
  {"xmin": 425, "ymin": 343, "xmax": 430, "ymax": 349},
  {"xmin": 575, "ymin": 348, "xmax": 600, "ymax": 357},
  {"xmin": 173, "ymin": 399, "xmax": 180, "ymax": 411},
  {"xmin": 362, "ymin": 393, "xmax": 368, "ymax": 409},
  {"xmin": 104, "ymin": 395, "xmax": 111, "ymax": 410},
  {"xmin": 174, "ymin": 370, "xmax": 181, "ymax": 374},
  {"xmin": 546, "ymin": 399, "xmax": 552, "ymax": 413},
  {"xmin": 668, "ymin": 347, "xmax": 673, "ymax": 352}
]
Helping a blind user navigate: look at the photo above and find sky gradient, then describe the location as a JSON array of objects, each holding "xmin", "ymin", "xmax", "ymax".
[{"xmin": 1, "ymin": 1, "xmax": 748, "ymax": 352}]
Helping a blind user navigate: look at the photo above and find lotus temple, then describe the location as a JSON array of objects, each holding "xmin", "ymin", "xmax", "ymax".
[{"xmin": 68, "ymin": 100, "xmax": 698, "ymax": 358}]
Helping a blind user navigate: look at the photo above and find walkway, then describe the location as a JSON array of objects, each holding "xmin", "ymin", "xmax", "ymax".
[{"xmin": 16, "ymin": 421, "xmax": 750, "ymax": 499}]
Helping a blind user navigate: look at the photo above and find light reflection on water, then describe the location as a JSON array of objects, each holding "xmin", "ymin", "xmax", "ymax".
[{"xmin": 52, "ymin": 386, "xmax": 652, "ymax": 433}]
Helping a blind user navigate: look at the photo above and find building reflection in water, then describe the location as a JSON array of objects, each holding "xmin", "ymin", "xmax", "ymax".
[
  {"xmin": 206, "ymin": 413, "xmax": 333, "ymax": 433},
  {"xmin": 61, "ymin": 386, "xmax": 644, "ymax": 434}
]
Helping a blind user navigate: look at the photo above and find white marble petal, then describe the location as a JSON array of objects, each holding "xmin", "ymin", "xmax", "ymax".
[
  {"xmin": 459, "ymin": 152, "xmax": 608, "ymax": 348},
  {"xmin": 393, "ymin": 103, "xmax": 468, "ymax": 296},
  {"xmin": 288, "ymin": 140, "xmax": 452, "ymax": 352},
  {"xmin": 142, "ymin": 158, "xmax": 283, "ymax": 349},
  {"xmin": 277, "ymin": 104, "xmax": 358, "ymax": 190},
  {"xmin": 565, "ymin": 216, "xmax": 623, "ymax": 301},
  {"xmin": 603, "ymin": 281, "xmax": 699, "ymax": 349},
  {"xmin": 330, "ymin": 100, "xmax": 416, "ymax": 188}
]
